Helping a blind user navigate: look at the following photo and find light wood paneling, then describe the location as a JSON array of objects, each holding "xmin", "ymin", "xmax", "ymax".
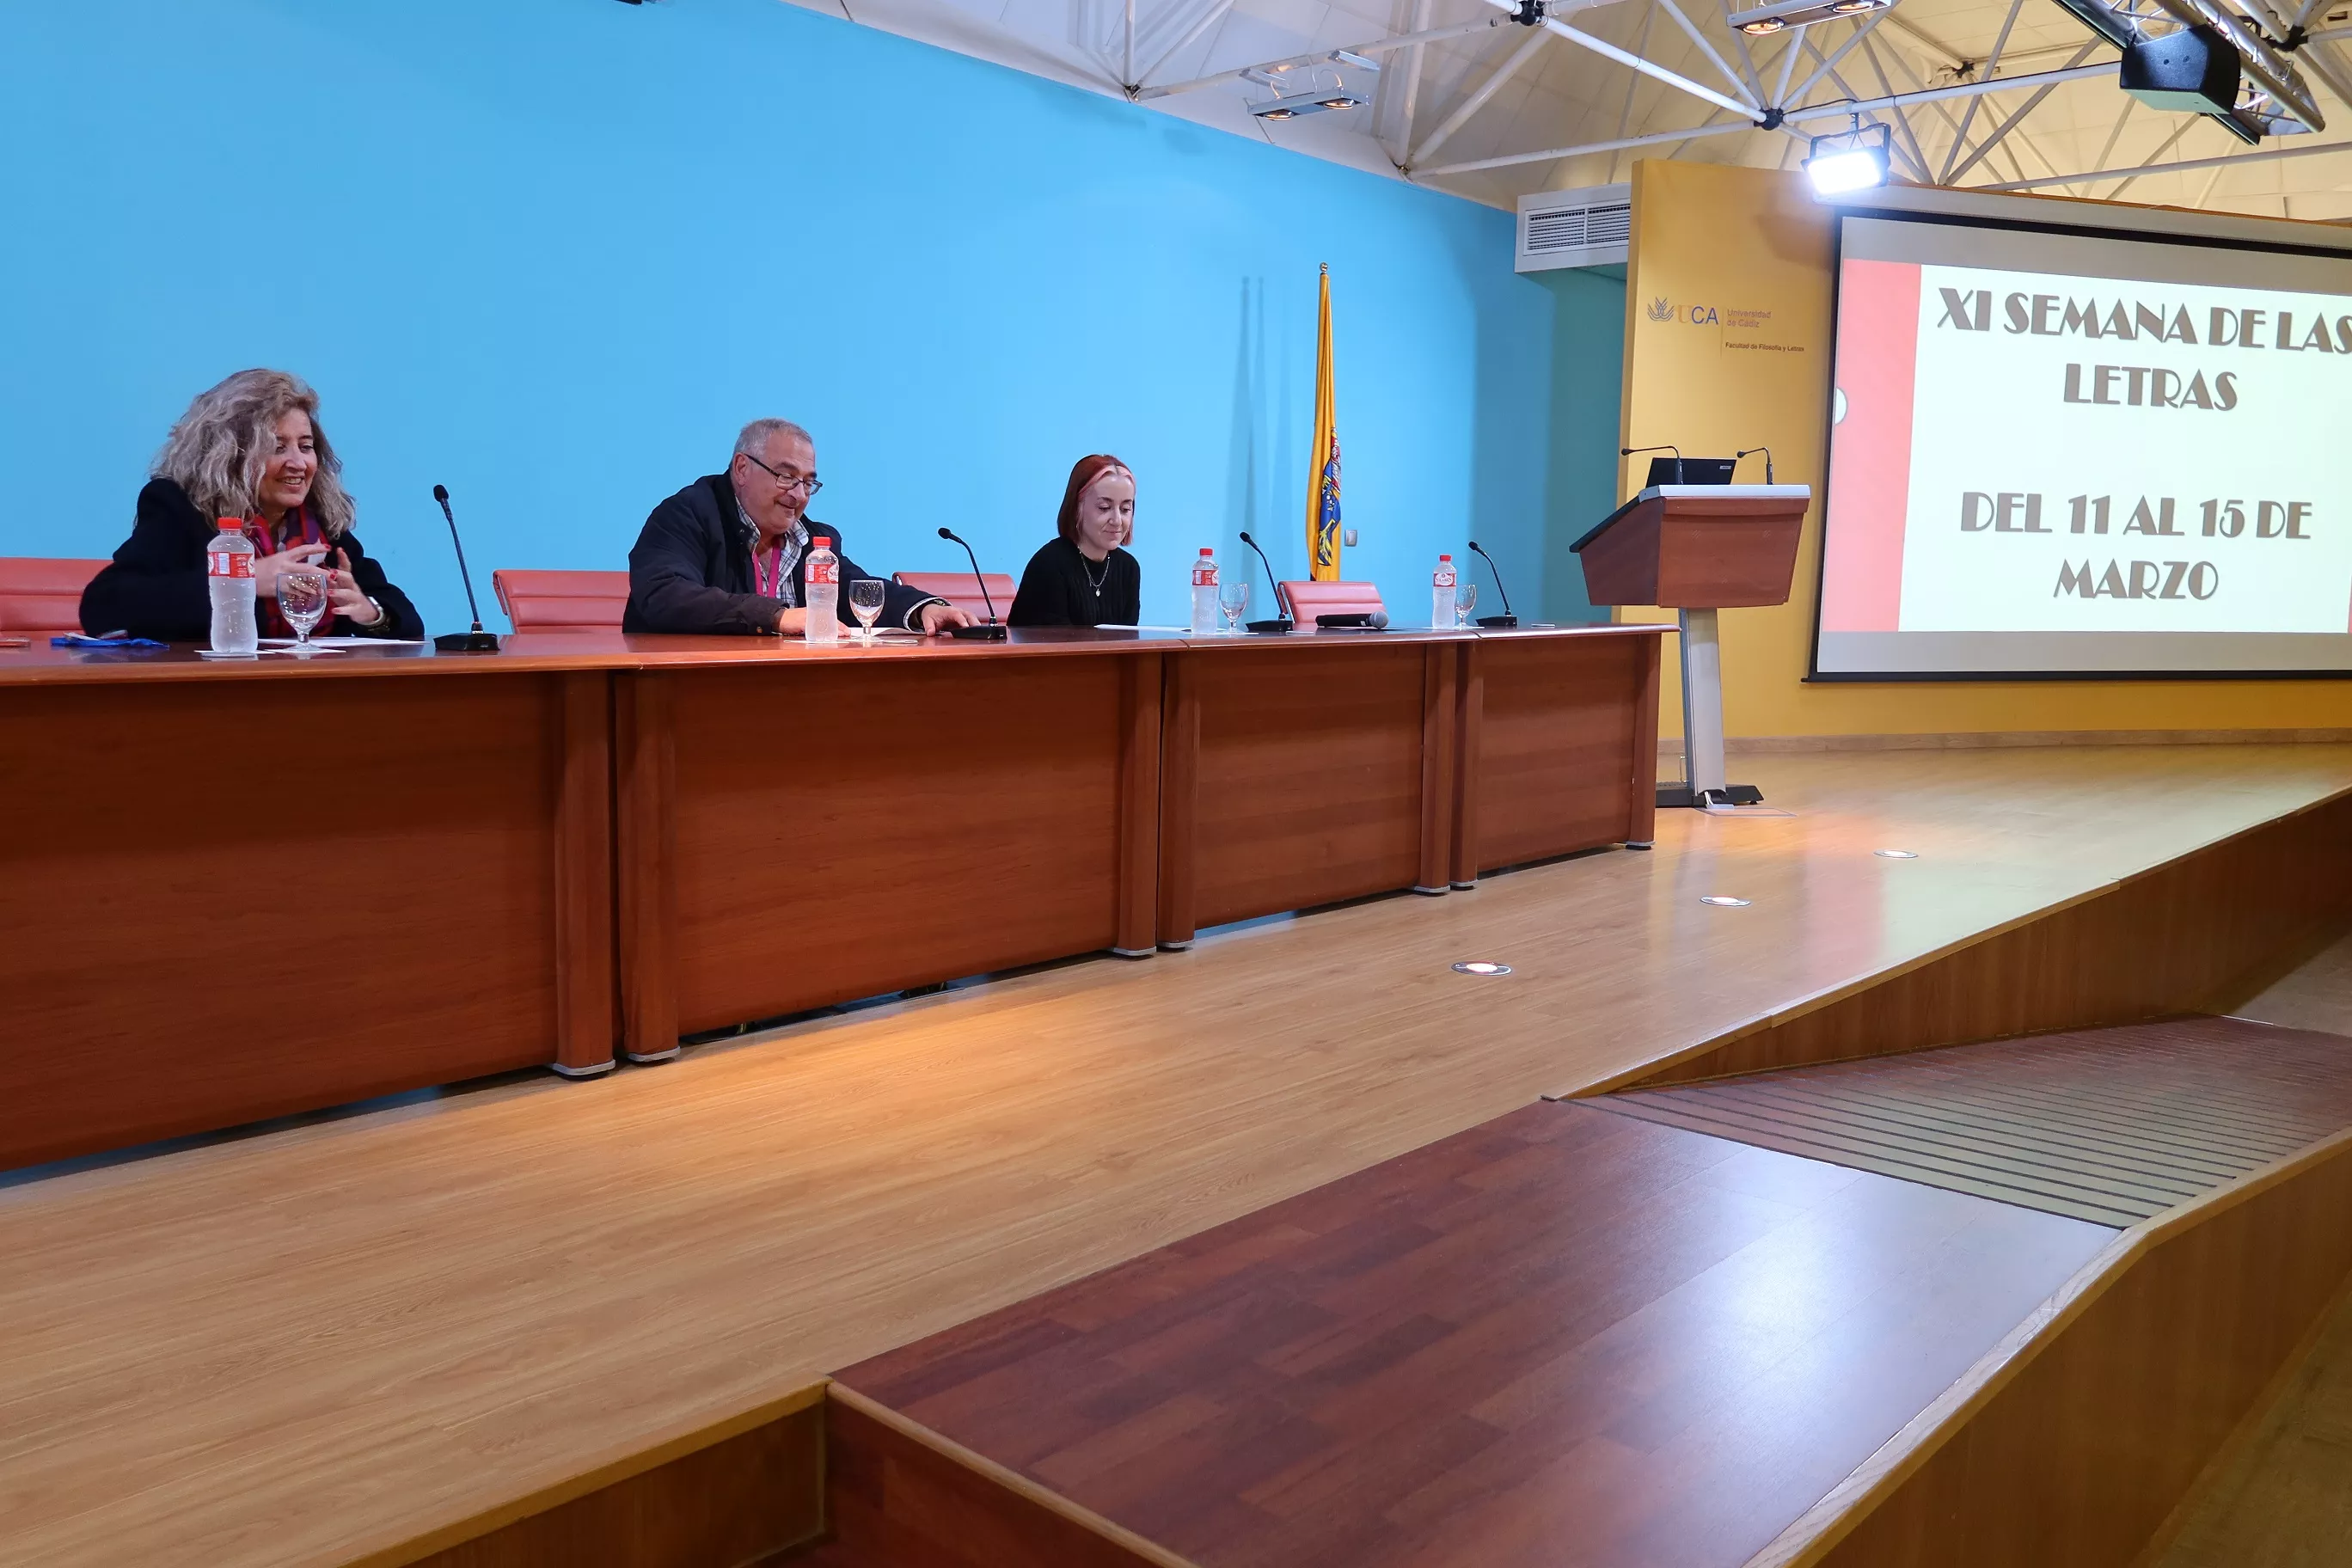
[
  {"xmin": 1755, "ymin": 1130, "xmax": 2352, "ymax": 1568},
  {"xmin": 0, "ymin": 675, "xmax": 573, "ymax": 1167},
  {"xmin": 1609, "ymin": 788, "xmax": 2352, "ymax": 1092},
  {"xmin": 6, "ymin": 748, "xmax": 2352, "ymax": 1568}
]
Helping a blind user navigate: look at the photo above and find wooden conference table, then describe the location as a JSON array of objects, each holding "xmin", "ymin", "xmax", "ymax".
[{"xmin": 0, "ymin": 623, "xmax": 1663, "ymax": 1168}]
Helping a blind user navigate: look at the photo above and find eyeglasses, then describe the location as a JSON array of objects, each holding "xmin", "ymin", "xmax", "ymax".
[{"xmin": 739, "ymin": 450, "xmax": 824, "ymax": 498}]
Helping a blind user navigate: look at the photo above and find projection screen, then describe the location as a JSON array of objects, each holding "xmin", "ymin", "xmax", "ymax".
[{"xmin": 1815, "ymin": 208, "xmax": 2352, "ymax": 678}]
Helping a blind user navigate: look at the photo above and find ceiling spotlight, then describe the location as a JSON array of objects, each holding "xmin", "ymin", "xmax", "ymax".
[
  {"xmin": 1700, "ymin": 896, "xmax": 1753, "ymax": 907},
  {"xmin": 1250, "ymin": 86, "xmax": 1368, "ymax": 119},
  {"xmin": 1804, "ymin": 119, "xmax": 1891, "ymax": 197},
  {"xmin": 1729, "ymin": 0, "xmax": 1887, "ymax": 34},
  {"xmin": 1874, "ymin": 848, "xmax": 1919, "ymax": 859},
  {"xmin": 1452, "ymin": 960, "xmax": 1512, "ymax": 976}
]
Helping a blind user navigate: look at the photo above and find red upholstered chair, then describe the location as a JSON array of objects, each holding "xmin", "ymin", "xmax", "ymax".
[
  {"xmin": 492, "ymin": 569, "xmax": 630, "ymax": 632},
  {"xmin": 0, "ymin": 557, "xmax": 107, "ymax": 638},
  {"xmin": 1277, "ymin": 579, "xmax": 1387, "ymax": 626},
  {"xmin": 891, "ymin": 571, "xmax": 1019, "ymax": 619}
]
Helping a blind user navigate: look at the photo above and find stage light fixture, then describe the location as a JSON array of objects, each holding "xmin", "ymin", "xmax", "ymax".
[
  {"xmin": 1246, "ymin": 55, "xmax": 1378, "ymax": 120},
  {"xmin": 1452, "ymin": 961, "xmax": 1513, "ymax": 976},
  {"xmin": 1730, "ymin": 0, "xmax": 1888, "ymax": 36},
  {"xmin": 1699, "ymin": 896, "xmax": 1753, "ymax": 908},
  {"xmin": 1804, "ymin": 119, "xmax": 1891, "ymax": 196}
]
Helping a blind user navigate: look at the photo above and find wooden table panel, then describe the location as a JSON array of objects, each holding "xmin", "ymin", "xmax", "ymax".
[
  {"xmin": 1180, "ymin": 643, "xmax": 1432, "ymax": 935},
  {"xmin": 663, "ymin": 656, "xmax": 1134, "ymax": 1036},
  {"xmin": 0, "ymin": 675, "xmax": 575, "ymax": 1167},
  {"xmin": 1461, "ymin": 634, "xmax": 1659, "ymax": 879}
]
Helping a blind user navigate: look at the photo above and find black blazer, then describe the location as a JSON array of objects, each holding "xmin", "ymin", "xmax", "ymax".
[
  {"xmin": 622, "ymin": 472, "xmax": 941, "ymax": 635},
  {"xmin": 82, "ymin": 479, "xmax": 424, "ymax": 640},
  {"xmin": 1008, "ymin": 536, "xmax": 1142, "ymax": 628}
]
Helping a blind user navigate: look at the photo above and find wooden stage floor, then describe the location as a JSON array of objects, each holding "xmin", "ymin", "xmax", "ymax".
[{"xmin": 4, "ymin": 745, "xmax": 2351, "ymax": 1568}]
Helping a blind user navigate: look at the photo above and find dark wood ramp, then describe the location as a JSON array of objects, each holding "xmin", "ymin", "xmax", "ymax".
[
  {"xmin": 1592, "ymin": 1017, "xmax": 2352, "ymax": 1227},
  {"xmin": 829, "ymin": 1104, "xmax": 2113, "ymax": 1568}
]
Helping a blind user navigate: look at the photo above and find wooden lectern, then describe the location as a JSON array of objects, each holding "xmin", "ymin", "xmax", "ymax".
[{"xmin": 1572, "ymin": 484, "xmax": 1810, "ymax": 807}]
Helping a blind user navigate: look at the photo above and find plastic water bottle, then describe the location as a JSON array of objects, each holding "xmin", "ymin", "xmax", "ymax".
[
  {"xmin": 1431, "ymin": 554, "xmax": 1458, "ymax": 630},
  {"xmin": 206, "ymin": 519, "xmax": 258, "ymax": 655},
  {"xmin": 803, "ymin": 536, "xmax": 840, "ymax": 644},
  {"xmin": 1190, "ymin": 548, "xmax": 1219, "ymax": 634}
]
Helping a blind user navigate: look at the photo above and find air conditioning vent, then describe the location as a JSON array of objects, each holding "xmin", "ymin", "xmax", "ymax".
[{"xmin": 1516, "ymin": 182, "xmax": 1631, "ymax": 273}]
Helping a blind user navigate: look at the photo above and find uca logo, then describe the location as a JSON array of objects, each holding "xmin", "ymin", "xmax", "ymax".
[{"xmin": 1646, "ymin": 297, "xmax": 1675, "ymax": 323}]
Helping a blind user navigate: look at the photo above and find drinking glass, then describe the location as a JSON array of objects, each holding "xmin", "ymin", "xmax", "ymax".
[
  {"xmin": 1455, "ymin": 582, "xmax": 1479, "ymax": 628},
  {"xmin": 279, "ymin": 570, "xmax": 329, "ymax": 653},
  {"xmin": 1218, "ymin": 579, "xmax": 1250, "ymax": 634},
  {"xmin": 847, "ymin": 578, "xmax": 886, "ymax": 644}
]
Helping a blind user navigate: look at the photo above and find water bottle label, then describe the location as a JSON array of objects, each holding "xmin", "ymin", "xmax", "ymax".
[
  {"xmin": 1434, "ymin": 568, "xmax": 1455, "ymax": 587},
  {"xmin": 1192, "ymin": 564, "xmax": 1216, "ymax": 586},
  {"xmin": 807, "ymin": 557, "xmax": 836, "ymax": 586},
  {"xmin": 208, "ymin": 548, "xmax": 252, "ymax": 579}
]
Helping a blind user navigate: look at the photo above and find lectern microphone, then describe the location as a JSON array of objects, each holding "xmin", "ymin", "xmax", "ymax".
[
  {"xmin": 1464, "ymin": 540, "xmax": 1519, "ymax": 628},
  {"xmin": 1621, "ymin": 443, "xmax": 1683, "ymax": 484},
  {"xmin": 432, "ymin": 485, "xmax": 500, "ymax": 653},
  {"xmin": 934, "ymin": 527, "xmax": 1009, "ymax": 640},
  {"xmin": 1735, "ymin": 445, "xmax": 1777, "ymax": 484},
  {"xmin": 1234, "ymin": 531, "xmax": 1292, "ymax": 633}
]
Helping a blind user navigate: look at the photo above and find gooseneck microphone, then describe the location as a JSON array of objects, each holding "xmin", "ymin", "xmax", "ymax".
[
  {"xmin": 1621, "ymin": 444, "xmax": 1685, "ymax": 484},
  {"xmin": 935, "ymin": 527, "xmax": 1009, "ymax": 641},
  {"xmin": 1464, "ymin": 540, "xmax": 1519, "ymax": 629},
  {"xmin": 1736, "ymin": 445, "xmax": 1777, "ymax": 484},
  {"xmin": 432, "ymin": 485, "xmax": 500, "ymax": 653},
  {"xmin": 1234, "ymin": 530, "xmax": 1293, "ymax": 634}
]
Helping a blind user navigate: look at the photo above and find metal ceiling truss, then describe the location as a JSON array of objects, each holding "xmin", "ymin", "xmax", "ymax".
[{"xmin": 1093, "ymin": 0, "xmax": 2352, "ymax": 200}]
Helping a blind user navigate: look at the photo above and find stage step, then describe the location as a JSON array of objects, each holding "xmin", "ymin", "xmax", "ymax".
[{"xmin": 1596, "ymin": 1016, "xmax": 2352, "ymax": 1226}]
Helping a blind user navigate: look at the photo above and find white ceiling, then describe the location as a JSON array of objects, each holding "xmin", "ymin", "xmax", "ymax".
[{"xmin": 781, "ymin": 0, "xmax": 2352, "ymax": 217}]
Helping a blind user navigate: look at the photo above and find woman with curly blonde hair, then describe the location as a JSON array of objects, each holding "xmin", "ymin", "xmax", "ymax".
[{"xmin": 81, "ymin": 370, "xmax": 421, "ymax": 640}]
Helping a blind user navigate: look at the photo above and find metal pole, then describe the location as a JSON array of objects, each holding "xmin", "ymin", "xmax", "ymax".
[
  {"xmin": 1652, "ymin": 0, "xmax": 1761, "ymax": 110},
  {"xmin": 1469, "ymin": 0, "xmax": 1760, "ymax": 121},
  {"xmin": 1419, "ymin": 118, "xmax": 1752, "ymax": 177},
  {"xmin": 1138, "ymin": 15, "xmax": 1504, "ymax": 98},
  {"xmin": 1940, "ymin": 40, "xmax": 2101, "ymax": 186},
  {"xmin": 1977, "ymin": 133, "xmax": 2352, "ymax": 191},
  {"xmin": 1784, "ymin": 14, "xmax": 1890, "ymax": 108},
  {"xmin": 1940, "ymin": 0, "xmax": 2026, "ymax": 182},
  {"xmin": 1412, "ymin": 29, "xmax": 1552, "ymax": 167}
]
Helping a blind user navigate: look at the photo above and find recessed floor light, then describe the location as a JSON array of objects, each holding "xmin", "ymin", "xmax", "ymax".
[
  {"xmin": 1874, "ymin": 848, "xmax": 1919, "ymax": 859},
  {"xmin": 1452, "ymin": 961, "xmax": 1512, "ymax": 976},
  {"xmin": 1700, "ymin": 896, "xmax": 1752, "ymax": 907}
]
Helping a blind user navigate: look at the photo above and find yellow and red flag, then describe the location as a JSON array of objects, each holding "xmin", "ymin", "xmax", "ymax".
[{"xmin": 1305, "ymin": 264, "xmax": 1342, "ymax": 580}]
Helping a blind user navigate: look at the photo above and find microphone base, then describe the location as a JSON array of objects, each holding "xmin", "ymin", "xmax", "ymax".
[
  {"xmin": 434, "ymin": 629, "xmax": 502, "ymax": 654},
  {"xmin": 1245, "ymin": 619, "xmax": 1294, "ymax": 635},
  {"xmin": 949, "ymin": 622, "xmax": 1009, "ymax": 641},
  {"xmin": 1475, "ymin": 615, "xmax": 1520, "ymax": 629}
]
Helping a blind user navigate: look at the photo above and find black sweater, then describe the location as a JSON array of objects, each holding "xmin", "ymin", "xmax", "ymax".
[
  {"xmin": 622, "ymin": 473, "xmax": 940, "ymax": 635},
  {"xmin": 1008, "ymin": 537, "xmax": 1141, "ymax": 628},
  {"xmin": 82, "ymin": 479, "xmax": 424, "ymax": 640}
]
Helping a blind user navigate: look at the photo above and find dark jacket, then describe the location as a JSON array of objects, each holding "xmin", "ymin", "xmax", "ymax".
[
  {"xmin": 1008, "ymin": 537, "xmax": 1142, "ymax": 628},
  {"xmin": 622, "ymin": 473, "xmax": 941, "ymax": 635},
  {"xmin": 82, "ymin": 478, "xmax": 424, "ymax": 640}
]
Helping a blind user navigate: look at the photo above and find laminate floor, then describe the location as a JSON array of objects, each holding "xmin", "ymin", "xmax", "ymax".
[
  {"xmin": 833, "ymin": 1103, "xmax": 2116, "ymax": 1568},
  {"xmin": 3, "ymin": 747, "xmax": 2349, "ymax": 1568}
]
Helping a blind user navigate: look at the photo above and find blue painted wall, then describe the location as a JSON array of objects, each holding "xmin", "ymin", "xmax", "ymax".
[{"xmin": 2, "ymin": 0, "xmax": 1615, "ymax": 631}]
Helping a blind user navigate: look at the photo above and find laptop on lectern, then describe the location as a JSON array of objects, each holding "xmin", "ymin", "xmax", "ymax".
[{"xmin": 1644, "ymin": 456, "xmax": 1737, "ymax": 487}]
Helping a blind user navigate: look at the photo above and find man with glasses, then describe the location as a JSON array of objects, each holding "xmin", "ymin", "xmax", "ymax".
[{"xmin": 623, "ymin": 418, "xmax": 973, "ymax": 635}]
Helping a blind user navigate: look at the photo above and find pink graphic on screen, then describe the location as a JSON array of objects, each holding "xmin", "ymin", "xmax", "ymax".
[{"xmin": 1821, "ymin": 258, "xmax": 1921, "ymax": 634}]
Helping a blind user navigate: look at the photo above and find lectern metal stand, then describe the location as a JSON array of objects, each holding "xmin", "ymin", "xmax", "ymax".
[{"xmin": 1571, "ymin": 483, "xmax": 1810, "ymax": 810}]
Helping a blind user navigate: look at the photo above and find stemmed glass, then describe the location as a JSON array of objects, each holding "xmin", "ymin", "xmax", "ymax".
[
  {"xmin": 279, "ymin": 569, "xmax": 329, "ymax": 654},
  {"xmin": 1455, "ymin": 582, "xmax": 1479, "ymax": 628},
  {"xmin": 1218, "ymin": 579, "xmax": 1250, "ymax": 634},
  {"xmin": 847, "ymin": 579, "xmax": 886, "ymax": 645}
]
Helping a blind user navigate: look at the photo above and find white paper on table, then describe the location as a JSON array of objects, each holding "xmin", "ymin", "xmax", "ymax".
[{"xmin": 261, "ymin": 636, "xmax": 426, "ymax": 648}]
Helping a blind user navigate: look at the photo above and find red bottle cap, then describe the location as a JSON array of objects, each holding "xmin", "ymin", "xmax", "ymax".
[{"xmin": 217, "ymin": 518, "xmax": 244, "ymax": 531}]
